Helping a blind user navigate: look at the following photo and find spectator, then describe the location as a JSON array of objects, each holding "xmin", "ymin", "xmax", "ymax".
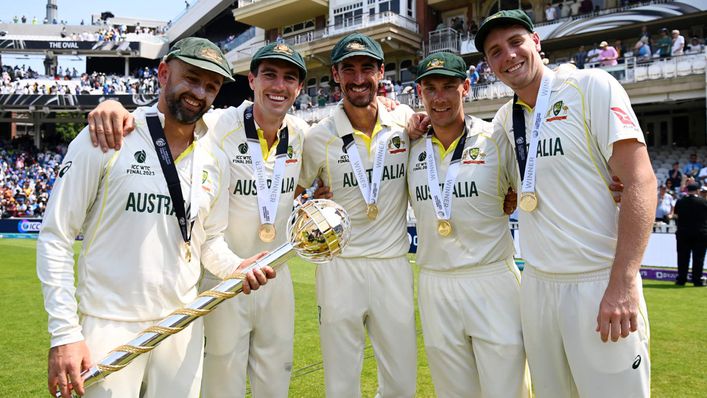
[
  {"xmin": 671, "ymin": 29, "xmax": 685, "ymax": 56},
  {"xmin": 560, "ymin": 2, "xmax": 571, "ymax": 18},
  {"xmin": 317, "ymin": 88, "xmax": 327, "ymax": 107},
  {"xmin": 295, "ymin": 91, "xmax": 311, "ymax": 110},
  {"xmin": 686, "ymin": 36, "xmax": 705, "ymax": 54},
  {"xmin": 673, "ymin": 182, "xmax": 707, "ymax": 287},
  {"xmin": 667, "ymin": 161, "xmax": 683, "ymax": 189},
  {"xmin": 698, "ymin": 160, "xmax": 707, "ymax": 185},
  {"xmin": 574, "ymin": 45, "xmax": 588, "ymax": 69},
  {"xmin": 586, "ymin": 43, "xmax": 601, "ymax": 65},
  {"xmin": 467, "ymin": 20, "xmax": 478, "ymax": 36},
  {"xmin": 21, "ymin": 15, "xmax": 27, "ymax": 23},
  {"xmin": 640, "ymin": 25, "xmax": 651, "ymax": 44},
  {"xmin": 330, "ymin": 85, "xmax": 342, "ymax": 103},
  {"xmin": 545, "ymin": 3, "xmax": 557, "ymax": 21},
  {"xmin": 570, "ymin": 1, "xmax": 581, "ymax": 16},
  {"xmin": 665, "ymin": 178, "xmax": 676, "ymax": 194},
  {"xmin": 579, "ymin": 0, "xmax": 593, "ymax": 14},
  {"xmin": 540, "ymin": 51, "xmax": 550, "ymax": 65},
  {"xmin": 656, "ymin": 28, "xmax": 672, "ymax": 58},
  {"xmin": 614, "ymin": 39, "xmax": 626, "ymax": 62},
  {"xmin": 598, "ymin": 41, "xmax": 618, "ymax": 66},
  {"xmin": 683, "ymin": 153, "xmax": 703, "ymax": 177},
  {"xmin": 655, "ymin": 185, "xmax": 675, "ymax": 223},
  {"xmin": 635, "ymin": 40, "xmax": 652, "ymax": 62}
]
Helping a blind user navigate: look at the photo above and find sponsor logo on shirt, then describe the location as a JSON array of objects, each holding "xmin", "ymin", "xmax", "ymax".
[
  {"xmin": 412, "ymin": 151, "xmax": 427, "ymax": 172},
  {"xmin": 610, "ymin": 106, "xmax": 637, "ymax": 128},
  {"xmin": 58, "ymin": 161, "xmax": 72, "ymax": 178},
  {"xmin": 134, "ymin": 150, "xmax": 147, "ymax": 163},
  {"xmin": 202, "ymin": 170, "xmax": 212, "ymax": 192},
  {"xmin": 231, "ymin": 142, "xmax": 252, "ymax": 165}
]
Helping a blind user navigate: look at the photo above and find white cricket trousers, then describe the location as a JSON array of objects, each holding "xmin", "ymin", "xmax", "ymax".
[
  {"xmin": 81, "ymin": 315, "xmax": 203, "ymax": 398},
  {"xmin": 521, "ymin": 265, "xmax": 650, "ymax": 398},
  {"xmin": 316, "ymin": 255, "xmax": 417, "ymax": 398},
  {"xmin": 418, "ymin": 257, "xmax": 532, "ymax": 398},
  {"xmin": 200, "ymin": 265, "xmax": 294, "ymax": 398}
]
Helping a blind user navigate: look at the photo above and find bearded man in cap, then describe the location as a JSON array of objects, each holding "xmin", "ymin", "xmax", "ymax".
[
  {"xmin": 476, "ymin": 10, "xmax": 655, "ymax": 397},
  {"xmin": 298, "ymin": 33, "xmax": 417, "ymax": 397},
  {"xmin": 37, "ymin": 37, "xmax": 274, "ymax": 398}
]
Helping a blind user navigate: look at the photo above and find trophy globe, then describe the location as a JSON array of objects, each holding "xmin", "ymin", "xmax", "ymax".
[{"xmin": 287, "ymin": 199, "xmax": 351, "ymax": 263}]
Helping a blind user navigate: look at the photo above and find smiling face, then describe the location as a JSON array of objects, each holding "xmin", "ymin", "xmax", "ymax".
[
  {"xmin": 158, "ymin": 59, "xmax": 223, "ymax": 124},
  {"xmin": 483, "ymin": 25, "xmax": 543, "ymax": 93},
  {"xmin": 417, "ymin": 76, "xmax": 468, "ymax": 131},
  {"xmin": 249, "ymin": 59, "xmax": 304, "ymax": 119},
  {"xmin": 332, "ymin": 55, "xmax": 384, "ymax": 108}
]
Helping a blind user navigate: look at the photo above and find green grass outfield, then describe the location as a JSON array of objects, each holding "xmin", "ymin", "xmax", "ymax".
[{"xmin": 1, "ymin": 238, "xmax": 705, "ymax": 397}]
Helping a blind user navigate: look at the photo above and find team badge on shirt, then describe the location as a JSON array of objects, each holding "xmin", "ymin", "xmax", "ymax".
[
  {"xmin": 462, "ymin": 147, "xmax": 486, "ymax": 164},
  {"xmin": 546, "ymin": 100, "xmax": 569, "ymax": 122},
  {"xmin": 388, "ymin": 135, "xmax": 407, "ymax": 154},
  {"xmin": 201, "ymin": 170, "xmax": 212, "ymax": 192},
  {"xmin": 285, "ymin": 145, "xmax": 298, "ymax": 164}
]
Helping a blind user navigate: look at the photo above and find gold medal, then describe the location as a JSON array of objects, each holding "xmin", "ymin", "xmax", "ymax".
[
  {"xmin": 258, "ymin": 223, "xmax": 276, "ymax": 242},
  {"xmin": 519, "ymin": 192, "xmax": 538, "ymax": 212},
  {"xmin": 185, "ymin": 242, "xmax": 192, "ymax": 262},
  {"xmin": 366, "ymin": 204, "xmax": 379, "ymax": 220},
  {"xmin": 437, "ymin": 219, "xmax": 452, "ymax": 237}
]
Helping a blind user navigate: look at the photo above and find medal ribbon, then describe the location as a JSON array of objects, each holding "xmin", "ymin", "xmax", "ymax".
[
  {"xmin": 145, "ymin": 109, "xmax": 202, "ymax": 249},
  {"xmin": 244, "ymin": 105, "xmax": 289, "ymax": 225},
  {"xmin": 513, "ymin": 71, "xmax": 554, "ymax": 195},
  {"xmin": 424, "ymin": 125, "xmax": 468, "ymax": 221},
  {"xmin": 341, "ymin": 128, "xmax": 390, "ymax": 208}
]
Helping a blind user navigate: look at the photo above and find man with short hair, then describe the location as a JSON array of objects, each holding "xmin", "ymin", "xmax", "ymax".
[
  {"xmin": 37, "ymin": 37, "xmax": 273, "ymax": 398},
  {"xmin": 85, "ymin": 41, "xmax": 314, "ymax": 398},
  {"xmin": 408, "ymin": 51, "xmax": 530, "ymax": 397},
  {"xmin": 673, "ymin": 183, "xmax": 707, "ymax": 286},
  {"xmin": 671, "ymin": 29, "xmax": 685, "ymax": 56},
  {"xmin": 656, "ymin": 28, "xmax": 672, "ymax": 58},
  {"xmin": 682, "ymin": 153, "xmax": 702, "ymax": 178},
  {"xmin": 476, "ymin": 10, "xmax": 656, "ymax": 397},
  {"xmin": 299, "ymin": 33, "xmax": 417, "ymax": 397},
  {"xmin": 656, "ymin": 185, "xmax": 675, "ymax": 223}
]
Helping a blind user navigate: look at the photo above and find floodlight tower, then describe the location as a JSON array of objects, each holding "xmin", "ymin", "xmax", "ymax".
[{"xmin": 46, "ymin": 0, "xmax": 58, "ymax": 23}]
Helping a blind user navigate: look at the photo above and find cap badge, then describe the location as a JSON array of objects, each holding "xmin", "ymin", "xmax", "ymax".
[
  {"xmin": 427, "ymin": 59, "xmax": 445, "ymax": 69},
  {"xmin": 346, "ymin": 41, "xmax": 366, "ymax": 51},
  {"xmin": 199, "ymin": 47, "xmax": 223, "ymax": 63},
  {"xmin": 274, "ymin": 43, "xmax": 293, "ymax": 54}
]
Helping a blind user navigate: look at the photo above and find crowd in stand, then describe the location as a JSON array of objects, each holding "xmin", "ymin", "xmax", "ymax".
[
  {"xmin": 655, "ymin": 154, "xmax": 707, "ymax": 223},
  {"xmin": 0, "ymin": 64, "xmax": 160, "ymax": 95},
  {"xmin": 5, "ymin": 15, "xmax": 167, "ymax": 37},
  {"xmin": 0, "ymin": 140, "xmax": 66, "ymax": 219}
]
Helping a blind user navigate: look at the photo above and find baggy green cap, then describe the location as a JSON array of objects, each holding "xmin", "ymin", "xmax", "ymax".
[
  {"xmin": 474, "ymin": 9, "xmax": 534, "ymax": 54},
  {"xmin": 164, "ymin": 37, "xmax": 235, "ymax": 82},
  {"xmin": 415, "ymin": 52, "xmax": 468, "ymax": 82},
  {"xmin": 331, "ymin": 33, "xmax": 384, "ymax": 64},
  {"xmin": 250, "ymin": 42, "xmax": 307, "ymax": 81}
]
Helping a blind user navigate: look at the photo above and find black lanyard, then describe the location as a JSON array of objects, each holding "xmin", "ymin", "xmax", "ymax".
[
  {"xmin": 512, "ymin": 95, "xmax": 528, "ymax": 181},
  {"xmin": 145, "ymin": 114, "xmax": 193, "ymax": 246},
  {"xmin": 243, "ymin": 105, "xmax": 289, "ymax": 157}
]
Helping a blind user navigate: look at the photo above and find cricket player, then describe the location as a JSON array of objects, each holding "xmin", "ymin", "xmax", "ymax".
[
  {"xmin": 197, "ymin": 43, "xmax": 310, "ymax": 398},
  {"xmin": 37, "ymin": 38, "xmax": 273, "ymax": 398},
  {"xmin": 408, "ymin": 52, "xmax": 530, "ymax": 398},
  {"xmin": 476, "ymin": 10, "xmax": 656, "ymax": 397},
  {"xmin": 85, "ymin": 43, "xmax": 312, "ymax": 397},
  {"xmin": 298, "ymin": 33, "xmax": 417, "ymax": 397}
]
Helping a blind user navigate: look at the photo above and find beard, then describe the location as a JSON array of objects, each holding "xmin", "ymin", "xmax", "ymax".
[
  {"xmin": 344, "ymin": 83, "xmax": 376, "ymax": 108},
  {"xmin": 165, "ymin": 91, "xmax": 207, "ymax": 125}
]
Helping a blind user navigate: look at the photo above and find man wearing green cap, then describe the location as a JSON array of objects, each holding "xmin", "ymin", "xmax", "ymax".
[
  {"xmin": 37, "ymin": 37, "xmax": 274, "ymax": 398},
  {"xmin": 299, "ymin": 32, "xmax": 417, "ymax": 397},
  {"xmin": 476, "ymin": 9, "xmax": 655, "ymax": 397},
  {"xmin": 82, "ymin": 41, "xmax": 315, "ymax": 398},
  {"xmin": 197, "ymin": 42, "xmax": 311, "ymax": 398},
  {"xmin": 407, "ymin": 51, "xmax": 530, "ymax": 398}
]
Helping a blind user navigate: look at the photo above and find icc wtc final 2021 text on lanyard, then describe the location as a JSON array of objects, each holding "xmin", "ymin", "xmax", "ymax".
[
  {"xmin": 425, "ymin": 124, "xmax": 470, "ymax": 237},
  {"xmin": 244, "ymin": 105, "xmax": 289, "ymax": 243},
  {"xmin": 341, "ymin": 127, "xmax": 391, "ymax": 221},
  {"xmin": 146, "ymin": 111, "xmax": 202, "ymax": 261},
  {"xmin": 512, "ymin": 70, "xmax": 554, "ymax": 212}
]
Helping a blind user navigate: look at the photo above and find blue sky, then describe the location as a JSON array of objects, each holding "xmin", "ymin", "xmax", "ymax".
[
  {"xmin": 1, "ymin": 0, "xmax": 189, "ymax": 25},
  {"xmin": 1, "ymin": 1, "xmax": 192, "ymax": 74}
]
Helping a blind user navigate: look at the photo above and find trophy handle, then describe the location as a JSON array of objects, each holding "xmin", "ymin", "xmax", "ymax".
[{"xmin": 56, "ymin": 244, "xmax": 297, "ymax": 397}]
